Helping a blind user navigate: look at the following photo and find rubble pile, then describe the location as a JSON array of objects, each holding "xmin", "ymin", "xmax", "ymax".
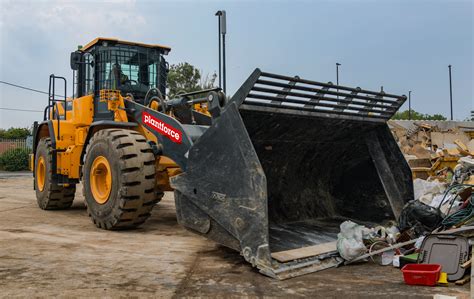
[{"xmin": 389, "ymin": 120, "xmax": 474, "ymax": 183}]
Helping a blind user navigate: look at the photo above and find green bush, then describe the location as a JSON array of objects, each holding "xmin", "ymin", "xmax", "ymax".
[
  {"xmin": 0, "ymin": 148, "xmax": 31, "ymax": 171},
  {"xmin": 0, "ymin": 127, "xmax": 31, "ymax": 139}
]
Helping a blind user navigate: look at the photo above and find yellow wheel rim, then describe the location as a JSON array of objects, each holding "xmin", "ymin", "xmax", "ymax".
[
  {"xmin": 36, "ymin": 156, "xmax": 46, "ymax": 192},
  {"xmin": 90, "ymin": 156, "xmax": 112, "ymax": 204}
]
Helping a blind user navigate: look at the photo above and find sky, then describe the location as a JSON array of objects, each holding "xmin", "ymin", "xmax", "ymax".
[{"xmin": 0, "ymin": 0, "xmax": 472, "ymax": 128}]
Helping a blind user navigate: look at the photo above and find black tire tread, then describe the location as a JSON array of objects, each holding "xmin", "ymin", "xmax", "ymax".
[
  {"xmin": 35, "ymin": 138, "xmax": 76, "ymax": 210},
  {"xmin": 84, "ymin": 129, "xmax": 163, "ymax": 230}
]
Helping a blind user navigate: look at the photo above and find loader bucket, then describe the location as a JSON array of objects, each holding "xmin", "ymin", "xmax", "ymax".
[{"xmin": 170, "ymin": 69, "xmax": 413, "ymax": 279}]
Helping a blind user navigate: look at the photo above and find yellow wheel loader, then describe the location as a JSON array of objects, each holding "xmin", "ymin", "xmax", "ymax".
[{"xmin": 31, "ymin": 38, "xmax": 413, "ymax": 279}]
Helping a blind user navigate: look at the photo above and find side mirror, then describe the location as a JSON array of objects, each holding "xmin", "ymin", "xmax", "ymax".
[{"xmin": 70, "ymin": 51, "xmax": 82, "ymax": 70}]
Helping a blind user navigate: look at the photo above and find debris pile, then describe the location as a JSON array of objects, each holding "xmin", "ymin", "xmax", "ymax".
[
  {"xmin": 320, "ymin": 120, "xmax": 474, "ymax": 288},
  {"xmin": 336, "ymin": 140, "xmax": 474, "ymax": 287},
  {"xmin": 389, "ymin": 120, "xmax": 474, "ymax": 183}
]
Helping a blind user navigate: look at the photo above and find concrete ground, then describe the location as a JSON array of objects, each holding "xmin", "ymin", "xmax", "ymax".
[{"xmin": 0, "ymin": 174, "xmax": 471, "ymax": 298}]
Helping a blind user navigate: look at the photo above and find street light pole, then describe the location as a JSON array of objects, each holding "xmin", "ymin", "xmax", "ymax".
[
  {"xmin": 336, "ymin": 63, "xmax": 341, "ymax": 99},
  {"xmin": 215, "ymin": 11, "xmax": 222, "ymax": 89},
  {"xmin": 448, "ymin": 65, "xmax": 453, "ymax": 120},
  {"xmin": 408, "ymin": 90, "xmax": 412, "ymax": 120},
  {"xmin": 222, "ymin": 12, "xmax": 227, "ymax": 94},
  {"xmin": 215, "ymin": 10, "xmax": 227, "ymax": 94}
]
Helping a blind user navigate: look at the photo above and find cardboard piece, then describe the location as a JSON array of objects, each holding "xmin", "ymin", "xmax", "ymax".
[{"xmin": 271, "ymin": 241, "xmax": 337, "ymax": 262}]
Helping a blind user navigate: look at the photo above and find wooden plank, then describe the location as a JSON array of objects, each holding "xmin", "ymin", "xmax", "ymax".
[
  {"xmin": 461, "ymin": 259, "xmax": 471, "ymax": 269},
  {"xmin": 271, "ymin": 241, "xmax": 337, "ymax": 263},
  {"xmin": 432, "ymin": 225, "xmax": 474, "ymax": 234},
  {"xmin": 455, "ymin": 275, "xmax": 470, "ymax": 285},
  {"xmin": 454, "ymin": 139, "xmax": 469, "ymax": 153}
]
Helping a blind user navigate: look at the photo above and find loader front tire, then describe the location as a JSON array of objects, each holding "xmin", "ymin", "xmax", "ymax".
[
  {"xmin": 35, "ymin": 138, "xmax": 76, "ymax": 210},
  {"xmin": 83, "ymin": 129, "xmax": 161, "ymax": 230}
]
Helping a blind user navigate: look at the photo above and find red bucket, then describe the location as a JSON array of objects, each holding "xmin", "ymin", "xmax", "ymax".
[{"xmin": 401, "ymin": 264, "xmax": 441, "ymax": 286}]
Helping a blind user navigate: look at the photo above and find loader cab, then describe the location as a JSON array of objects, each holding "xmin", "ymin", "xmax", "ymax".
[{"xmin": 71, "ymin": 38, "xmax": 170, "ymax": 120}]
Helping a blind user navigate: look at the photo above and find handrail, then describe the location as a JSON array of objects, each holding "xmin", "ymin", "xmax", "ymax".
[{"xmin": 47, "ymin": 74, "xmax": 67, "ymax": 141}]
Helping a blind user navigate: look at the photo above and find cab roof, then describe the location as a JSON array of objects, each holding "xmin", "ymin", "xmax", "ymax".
[{"xmin": 81, "ymin": 37, "xmax": 171, "ymax": 55}]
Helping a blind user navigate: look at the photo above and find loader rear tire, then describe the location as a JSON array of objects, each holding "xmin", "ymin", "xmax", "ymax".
[
  {"xmin": 83, "ymin": 129, "xmax": 162, "ymax": 230},
  {"xmin": 35, "ymin": 138, "xmax": 76, "ymax": 210}
]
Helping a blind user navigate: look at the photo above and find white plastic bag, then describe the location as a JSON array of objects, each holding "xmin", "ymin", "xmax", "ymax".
[
  {"xmin": 336, "ymin": 221, "xmax": 373, "ymax": 260},
  {"xmin": 413, "ymin": 178, "xmax": 446, "ymax": 205}
]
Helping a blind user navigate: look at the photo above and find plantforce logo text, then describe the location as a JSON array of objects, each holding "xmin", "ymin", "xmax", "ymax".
[{"xmin": 142, "ymin": 112, "xmax": 182, "ymax": 144}]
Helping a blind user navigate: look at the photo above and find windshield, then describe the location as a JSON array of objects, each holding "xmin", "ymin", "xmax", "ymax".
[{"xmin": 95, "ymin": 45, "xmax": 166, "ymax": 99}]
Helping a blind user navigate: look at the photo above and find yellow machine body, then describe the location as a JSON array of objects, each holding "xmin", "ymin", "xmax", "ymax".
[{"xmin": 33, "ymin": 90, "xmax": 180, "ymax": 191}]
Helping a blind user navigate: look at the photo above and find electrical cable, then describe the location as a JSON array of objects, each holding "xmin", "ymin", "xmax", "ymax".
[
  {"xmin": 427, "ymin": 183, "xmax": 474, "ymax": 231},
  {"xmin": 0, "ymin": 80, "xmax": 65, "ymax": 98},
  {"xmin": 0, "ymin": 80, "xmax": 64, "ymax": 113},
  {"xmin": 442, "ymin": 195, "xmax": 474, "ymax": 227},
  {"xmin": 437, "ymin": 184, "xmax": 474, "ymax": 228},
  {"xmin": 368, "ymin": 241, "xmax": 390, "ymax": 264},
  {"xmin": 0, "ymin": 80, "xmax": 49, "ymax": 95},
  {"xmin": 436, "ymin": 184, "xmax": 473, "ymax": 211},
  {"xmin": 0, "ymin": 107, "xmax": 42, "ymax": 112}
]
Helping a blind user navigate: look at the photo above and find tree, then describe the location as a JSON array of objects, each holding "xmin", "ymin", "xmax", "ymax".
[
  {"xmin": 0, "ymin": 127, "xmax": 31, "ymax": 139},
  {"xmin": 167, "ymin": 62, "xmax": 217, "ymax": 98},
  {"xmin": 392, "ymin": 110, "xmax": 447, "ymax": 121}
]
